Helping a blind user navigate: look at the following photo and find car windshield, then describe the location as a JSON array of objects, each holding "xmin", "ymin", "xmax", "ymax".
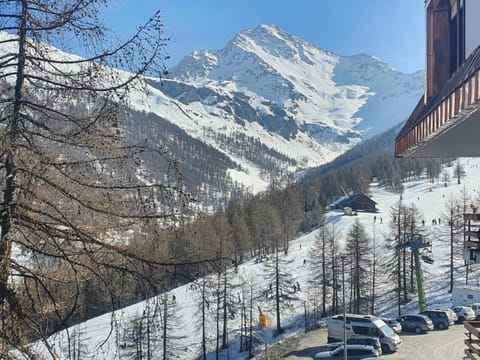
[
  {"xmin": 380, "ymin": 324, "xmax": 395, "ymax": 336},
  {"xmin": 332, "ymin": 347, "xmax": 343, "ymax": 355}
]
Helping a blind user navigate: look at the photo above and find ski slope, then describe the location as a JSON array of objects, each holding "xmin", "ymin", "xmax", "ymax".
[{"xmin": 26, "ymin": 158, "xmax": 480, "ymax": 359}]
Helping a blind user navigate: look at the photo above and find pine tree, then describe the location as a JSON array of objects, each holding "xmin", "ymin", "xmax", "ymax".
[
  {"xmin": 406, "ymin": 204, "xmax": 424, "ymax": 293},
  {"xmin": 344, "ymin": 219, "xmax": 372, "ymax": 314},
  {"xmin": 307, "ymin": 219, "xmax": 339, "ymax": 317},
  {"xmin": 453, "ymin": 159, "xmax": 466, "ymax": 185},
  {"xmin": 159, "ymin": 294, "xmax": 185, "ymax": 360},
  {"xmin": 437, "ymin": 195, "xmax": 464, "ymax": 293},
  {"xmin": 194, "ymin": 277, "xmax": 213, "ymax": 360},
  {"xmin": 262, "ymin": 244, "xmax": 298, "ymax": 335},
  {"xmin": 385, "ymin": 199, "xmax": 405, "ymax": 316}
]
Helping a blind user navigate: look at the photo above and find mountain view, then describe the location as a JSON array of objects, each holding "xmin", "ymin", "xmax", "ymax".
[
  {"xmin": 3, "ymin": 2, "xmax": 476, "ymax": 360},
  {"xmin": 137, "ymin": 24, "xmax": 424, "ymax": 199},
  {"xmin": 28, "ymin": 151, "xmax": 480, "ymax": 360}
]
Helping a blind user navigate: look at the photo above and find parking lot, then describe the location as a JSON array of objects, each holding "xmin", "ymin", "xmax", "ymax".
[{"xmin": 267, "ymin": 323, "xmax": 466, "ymax": 359}]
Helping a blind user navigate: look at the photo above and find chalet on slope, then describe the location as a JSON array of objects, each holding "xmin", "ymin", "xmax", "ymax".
[
  {"xmin": 395, "ymin": 0, "xmax": 480, "ymax": 158},
  {"xmin": 329, "ymin": 194, "xmax": 378, "ymax": 213}
]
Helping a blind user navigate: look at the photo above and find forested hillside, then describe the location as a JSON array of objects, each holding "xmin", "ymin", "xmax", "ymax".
[
  {"xmin": 0, "ymin": 2, "xmax": 431, "ymax": 359},
  {"xmin": 35, "ymin": 154, "xmax": 477, "ymax": 359},
  {"xmin": 301, "ymin": 123, "xmax": 453, "ymax": 197},
  {"xmin": 23, "ymin": 123, "xmax": 458, "ymax": 337}
]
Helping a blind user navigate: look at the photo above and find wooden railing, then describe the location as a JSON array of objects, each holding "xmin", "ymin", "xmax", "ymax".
[
  {"xmin": 464, "ymin": 321, "xmax": 480, "ymax": 359},
  {"xmin": 396, "ymin": 70, "xmax": 480, "ymax": 156}
]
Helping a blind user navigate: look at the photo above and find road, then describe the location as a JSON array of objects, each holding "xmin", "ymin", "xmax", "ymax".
[{"xmin": 256, "ymin": 324, "xmax": 466, "ymax": 359}]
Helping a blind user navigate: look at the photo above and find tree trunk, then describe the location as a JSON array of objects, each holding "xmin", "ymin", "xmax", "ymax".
[
  {"xmin": 216, "ymin": 273, "xmax": 220, "ymax": 360},
  {"xmin": 163, "ymin": 298, "xmax": 167, "ymax": 360},
  {"xmin": 222, "ymin": 271, "xmax": 228, "ymax": 349},
  {"xmin": 0, "ymin": 0, "xmax": 27, "ymax": 310},
  {"xmin": 248, "ymin": 282, "xmax": 253, "ymax": 358},
  {"xmin": 371, "ymin": 225, "xmax": 376, "ymax": 314},
  {"xmin": 275, "ymin": 248, "xmax": 282, "ymax": 334},
  {"xmin": 202, "ymin": 281, "xmax": 207, "ymax": 360},
  {"xmin": 321, "ymin": 226, "xmax": 327, "ymax": 317}
]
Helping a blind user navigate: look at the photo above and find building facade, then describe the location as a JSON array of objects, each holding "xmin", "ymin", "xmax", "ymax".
[{"xmin": 395, "ymin": 0, "xmax": 480, "ymax": 157}]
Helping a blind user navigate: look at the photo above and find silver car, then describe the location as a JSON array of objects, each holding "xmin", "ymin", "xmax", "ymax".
[
  {"xmin": 315, "ymin": 344, "xmax": 380, "ymax": 359},
  {"xmin": 381, "ymin": 318, "xmax": 402, "ymax": 334},
  {"xmin": 452, "ymin": 305, "xmax": 476, "ymax": 323},
  {"xmin": 328, "ymin": 336, "xmax": 382, "ymax": 354}
]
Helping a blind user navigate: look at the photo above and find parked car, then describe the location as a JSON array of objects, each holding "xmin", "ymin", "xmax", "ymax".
[
  {"xmin": 329, "ymin": 336, "xmax": 382, "ymax": 354},
  {"xmin": 471, "ymin": 303, "xmax": 480, "ymax": 319},
  {"xmin": 434, "ymin": 307, "xmax": 458, "ymax": 323},
  {"xmin": 420, "ymin": 310, "xmax": 454, "ymax": 330},
  {"xmin": 315, "ymin": 344, "xmax": 380, "ymax": 359},
  {"xmin": 327, "ymin": 314, "xmax": 401, "ymax": 352},
  {"xmin": 381, "ymin": 318, "xmax": 402, "ymax": 334},
  {"xmin": 396, "ymin": 314, "xmax": 434, "ymax": 334},
  {"xmin": 452, "ymin": 305, "xmax": 476, "ymax": 323}
]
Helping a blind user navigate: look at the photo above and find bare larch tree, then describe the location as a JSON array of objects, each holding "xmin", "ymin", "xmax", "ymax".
[{"xmin": 0, "ymin": 0, "xmax": 201, "ymax": 356}]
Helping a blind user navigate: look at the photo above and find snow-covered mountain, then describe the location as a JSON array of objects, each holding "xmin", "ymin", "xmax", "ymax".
[
  {"xmin": 151, "ymin": 25, "xmax": 424, "ymax": 160},
  {"xmin": 0, "ymin": 25, "xmax": 424, "ymax": 198},
  {"xmin": 134, "ymin": 24, "xmax": 424, "ymax": 193}
]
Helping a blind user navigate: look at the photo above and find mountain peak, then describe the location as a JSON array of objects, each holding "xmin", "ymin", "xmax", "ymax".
[
  {"xmin": 171, "ymin": 24, "xmax": 331, "ymax": 81},
  {"xmin": 230, "ymin": 24, "xmax": 325, "ymax": 58},
  {"xmin": 164, "ymin": 24, "xmax": 424, "ymax": 172},
  {"xmin": 238, "ymin": 24, "xmax": 289, "ymax": 40}
]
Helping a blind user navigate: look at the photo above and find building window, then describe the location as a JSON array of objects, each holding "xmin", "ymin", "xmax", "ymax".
[{"xmin": 450, "ymin": 0, "xmax": 466, "ymax": 75}]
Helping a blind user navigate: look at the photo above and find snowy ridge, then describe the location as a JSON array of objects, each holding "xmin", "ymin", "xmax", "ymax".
[
  {"xmin": 140, "ymin": 24, "xmax": 424, "ymax": 190},
  {"xmin": 30, "ymin": 158, "xmax": 480, "ymax": 359},
  {"xmin": 0, "ymin": 26, "xmax": 424, "ymax": 194}
]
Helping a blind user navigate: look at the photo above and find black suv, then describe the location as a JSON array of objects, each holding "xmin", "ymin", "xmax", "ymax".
[{"xmin": 420, "ymin": 310, "xmax": 453, "ymax": 330}]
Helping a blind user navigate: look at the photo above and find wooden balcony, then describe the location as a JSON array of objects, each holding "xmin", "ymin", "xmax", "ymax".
[
  {"xmin": 465, "ymin": 321, "xmax": 480, "ymax": 359},
  {"xmin": 395, "ymin": 45, "xmax": 480, "ymax": 158}
]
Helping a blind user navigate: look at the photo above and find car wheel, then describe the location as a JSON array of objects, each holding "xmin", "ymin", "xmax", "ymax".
[
  {"xmin": 438, "ymin": 322, "xmax": 446, "ymax": 330},
  {"xmin": 381, "ymin": 344, "xmax": 390, "ymax": 354},
  {"xmin": 415, "ymin": 326, "xmax": 423, "ymax": 334},
  {"xmin": 458, "ymin": 316, "xmax": 465, "ymax": 324}
]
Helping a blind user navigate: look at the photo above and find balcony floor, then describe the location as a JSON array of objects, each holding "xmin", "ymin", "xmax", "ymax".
[{"xmin": 400, "ymin": 105, "xmax": 480, "ymax": 157}]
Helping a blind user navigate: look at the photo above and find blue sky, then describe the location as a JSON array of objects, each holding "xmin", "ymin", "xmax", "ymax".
[{"xmin": 105, "ymin": 0, "xmax": 425, "ymax": 74}]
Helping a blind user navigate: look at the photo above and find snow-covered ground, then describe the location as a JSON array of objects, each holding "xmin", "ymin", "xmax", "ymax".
[{"xmin": 27, "ymin": 157, "xmax": 480, "ymax": 359}]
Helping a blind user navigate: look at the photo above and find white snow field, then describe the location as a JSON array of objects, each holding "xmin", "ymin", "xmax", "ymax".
[{"xmin": 25, "ymin": 157, "xmax": 480, "ymax": 359}]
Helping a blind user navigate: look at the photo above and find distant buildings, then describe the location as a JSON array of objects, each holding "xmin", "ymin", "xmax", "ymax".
[{"xmin": 395, "ymin": 0, "xmax": 480, "ymax": 157}]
